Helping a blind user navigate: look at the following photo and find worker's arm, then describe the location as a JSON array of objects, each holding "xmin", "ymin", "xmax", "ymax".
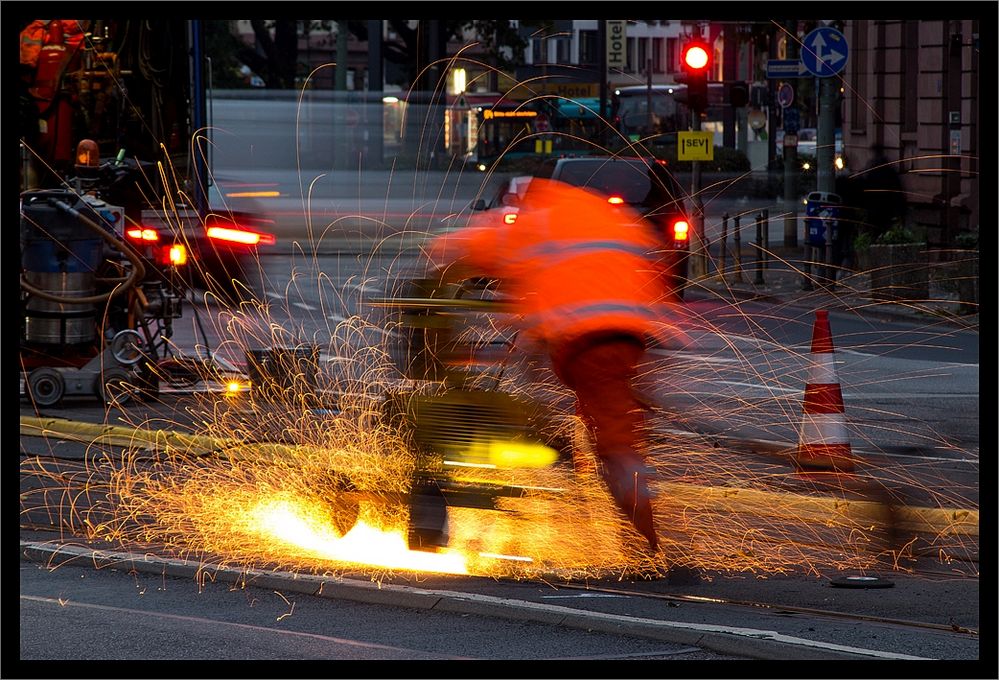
[{"xmin": 425, "ymin": 223, "xmax": 501, "ymax": 287}]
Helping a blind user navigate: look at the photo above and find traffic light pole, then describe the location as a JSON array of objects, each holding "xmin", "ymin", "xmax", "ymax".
[
  {"xmin": 681, "ymin": 34, "xmax": 709, "ymax": 281},
  {"xmin": 599, "ymin": 21, "xmax": 608, "ymax": 150},
  {"xmin": 817, "ymin": 75, "xmax": 838, "ymax": 287},
  {"xmin": 782, "ymin": 20, "xmax": 799, "ymax": 250},
  {"xmin": 690, "ymin": 110, "xmax": 706, "ymax": 280}
]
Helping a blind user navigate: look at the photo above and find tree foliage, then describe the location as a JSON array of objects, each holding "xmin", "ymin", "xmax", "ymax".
[
  {"xmin": 210, "ymin": 20, "xmax": 529, "ymax": 90},
  {"xmin": 203, "ymin": 21, "xmax": 250, "ymax": 88},
  {"xmin": 238, "ymin": 19, "xmax": 300, "ymax": 89},
  {"xmin": 345, "ymin": 20, "xmax": 527, "ymax": 89}
]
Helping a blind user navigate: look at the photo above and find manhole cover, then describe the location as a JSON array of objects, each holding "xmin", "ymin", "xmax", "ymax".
[{"xmin": 829, "ymin": 575, "xmax": 894, "ymax": 589}]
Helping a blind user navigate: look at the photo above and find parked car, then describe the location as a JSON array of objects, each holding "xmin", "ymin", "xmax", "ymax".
[
  {"xmin": 468, "ymin": 175, "xmax": 534, "ymax": 225},
  {"xmin": 530, "ymin": 156, "xmax": 691, "ymax": 301}
]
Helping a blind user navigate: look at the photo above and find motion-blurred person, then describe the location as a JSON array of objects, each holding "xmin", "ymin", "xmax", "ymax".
[
  {"xmin": 426, "ymin": 178, "xmax": 671, "ymax": 551},
  {"xmin": 834, "ymin": 159, "xmax": 863, "ymax": 273},
  {"xmin": 856, "ymin": 143, "xmax": 908, "ymax": 240}
]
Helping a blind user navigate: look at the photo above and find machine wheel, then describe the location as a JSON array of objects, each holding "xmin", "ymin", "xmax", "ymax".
[
  {"xmin": 27, "ymin": 368, "xmax": 65, "ymax": 408},
  {"xmin": 407, "ymin": 481, "xmax": 450, "ymax": 552},
  {"xmin": 96, "ymin": 368, "xmax": 136, "ymax": 407},
  {"xmin": 110, "ymin": 329, "xmax": 145, "ymax": 366},
  {"xmin": 329, "ymin": 496, "xmax": 361, "ymax": 538},
  {"xmin": 312, "ymin": 472, "xmax": 361, "ymax": 538}
]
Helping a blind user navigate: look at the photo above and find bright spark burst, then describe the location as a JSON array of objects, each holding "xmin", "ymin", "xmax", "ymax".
[
  {"xmin": 248, "ymin": 499, "xmax": 468, "ymax": 575},
  {"xmin": 19, "ymin": 46, "xmax": 979, "ymax": 585}
]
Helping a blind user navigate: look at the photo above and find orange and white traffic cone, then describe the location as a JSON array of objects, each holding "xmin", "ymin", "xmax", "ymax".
[{"xmin": 796, "ymin": 310, "xmax": 855, "ymax": 473}]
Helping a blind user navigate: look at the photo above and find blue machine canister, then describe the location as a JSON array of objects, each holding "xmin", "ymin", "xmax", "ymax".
[{"xmin": 21, "ymin": 190, "xmax": 105, "ymax": 345}]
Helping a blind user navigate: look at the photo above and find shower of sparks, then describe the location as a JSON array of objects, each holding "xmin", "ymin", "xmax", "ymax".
[
  {"xmin": 19, "ymin": 50, "xmax": 979, "ymax": 586},
  {"xmin": 248, "ymin": 499, "xmax": 469, "ymax": 575}
]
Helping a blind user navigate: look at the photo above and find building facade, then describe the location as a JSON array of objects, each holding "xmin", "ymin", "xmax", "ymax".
[{"xmin": 841, "ymin": 19, "xmax": 980, "ymax": 244}]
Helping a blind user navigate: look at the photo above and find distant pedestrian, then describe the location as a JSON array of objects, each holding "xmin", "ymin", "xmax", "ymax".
[
  {"xmin": 855, "ymin": 144, "xmax": 907, "ymax": 241},
  {"xmin": 834, "ymin": 162, "xmax": 863, "ymax": 272}
]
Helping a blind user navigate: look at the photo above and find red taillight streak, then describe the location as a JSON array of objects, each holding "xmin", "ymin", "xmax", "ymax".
[
  {"xmin": 126, "ymin": 228, "xmax": 160, "ymax": 242},
  {"xmin": 207, "ymin": 226, "xmax": 276, "ymax": 246}
]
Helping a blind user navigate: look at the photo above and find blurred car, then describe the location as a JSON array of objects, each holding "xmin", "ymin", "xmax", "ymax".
[
  {"xmin": 776, "ymin": 128, "xmax": 844, "ymax": 170},
  {"xmin": 468, "ymin": 175, "xmax": 534, "ymax": 225},
  {"xmin": 136, "ymin": 177, "xmax": 276, "ymax": 299},
  {"xmin": 531, "ymin": 156, "xmax": 691, "ymax": 301}
]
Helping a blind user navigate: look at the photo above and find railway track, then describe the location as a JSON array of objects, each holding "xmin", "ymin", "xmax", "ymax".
[{"xmin": 552, "ymin": 581, "xmax": 979, "ymax": 637}]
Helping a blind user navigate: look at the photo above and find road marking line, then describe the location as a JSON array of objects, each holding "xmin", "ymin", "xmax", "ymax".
[
  {"xmin": 558, "ymin": 647, "xmax": 705, "ymax": 659},
  {"xmin": 713, "ymin": 380, "xmax": 800, "ymax": 394},
  {"xmin": 648, "ymin": 349, "xmax": 740, "ymax": 364},
  {"xmin": 19, "ymin": 595, "xmax": 469, "ymax": 659}
]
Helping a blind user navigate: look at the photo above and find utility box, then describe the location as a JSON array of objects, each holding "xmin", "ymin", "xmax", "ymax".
[{"xmin": 805, "ymin": 191, "xmax": 841, "ymax": 247}]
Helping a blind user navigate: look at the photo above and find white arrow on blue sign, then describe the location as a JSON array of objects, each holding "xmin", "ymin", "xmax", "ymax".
[
  {"xmin": 766, "ymin": 59, "xmax": 808, "ymax": 79},
  {"xmin": 801, "ymin": 27, "xmax": 849, "ymax": 78}
]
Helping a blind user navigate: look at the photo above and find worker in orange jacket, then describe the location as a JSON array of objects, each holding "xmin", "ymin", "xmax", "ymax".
[{"xmin": 426, "ymin": 178, "xmax": 669, "ymax": 550}]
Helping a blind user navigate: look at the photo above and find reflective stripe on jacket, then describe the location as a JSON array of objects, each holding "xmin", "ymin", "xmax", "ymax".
[{"xmin": 429, "ymin": 178, "xmax": 668, "ymax": 348}]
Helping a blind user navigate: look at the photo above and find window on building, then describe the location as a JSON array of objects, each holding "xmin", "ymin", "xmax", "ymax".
[
  {"xmin": 666, "ymin": 37, "xmax": 678, "ymax": 74},
  {"xmin": 532, "ymin": 38, "xmax": 546, "ymax": 64},
  {"xmin": 850, "ymin": 22, "xmax": 867, "ymax": 133},
  {"xmin": 579, "ymin": 30, "xmax": 597, "ymax": 65},
  {"xmin": 556, "ymin": 36, "xmax": 571, "ymax": 63},
  {"xmin": 902, "ymin": 21, "xmax": 919, "ymax": 133},
  {"xmin": 638, "ymin": 37, "xmax": 648, "ymax": 73},
  {"xmin": 653, "ymin": 37, "xmax": 664, "ymax": 73},
  {"xmin": 625, "ymin": 37, "xmax": 635, "ymax": 72}
]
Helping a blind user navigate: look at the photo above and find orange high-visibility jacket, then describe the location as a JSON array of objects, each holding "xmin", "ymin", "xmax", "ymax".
[
  {"xmin": 429, "ymin": 178, "xmax": 668, "ymax": 350},
  {"xmin": 20, "ymin": 20, "xmax": 85, "ymax": 69}
]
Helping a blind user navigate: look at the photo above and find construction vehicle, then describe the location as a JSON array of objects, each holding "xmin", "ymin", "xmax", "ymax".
[
  {"xmin": 19, "ymin": 19, "xmax": 272, "ymax": 406},
  {"xmin": 372, "ymin": 276, "xmax": 577, "ymax": 551}
]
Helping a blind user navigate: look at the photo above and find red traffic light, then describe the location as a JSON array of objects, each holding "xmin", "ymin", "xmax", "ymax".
[{"xmin": 681, "ymin": 43, "xmax": 710, "ymax": 71}]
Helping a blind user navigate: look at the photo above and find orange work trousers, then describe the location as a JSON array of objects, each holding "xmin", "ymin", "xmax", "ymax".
[{"xmin": 551, "ymin": 332, "xmax": 647, "ymax": 462}]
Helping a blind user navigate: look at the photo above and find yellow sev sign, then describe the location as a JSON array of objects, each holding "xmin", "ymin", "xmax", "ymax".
[{"xmin": 678, "ymin": 131, "xmax": 714, "ymax": 161}]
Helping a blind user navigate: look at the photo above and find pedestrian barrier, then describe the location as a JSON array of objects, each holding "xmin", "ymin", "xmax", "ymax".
[
  {"xmin": 732, "ymin": 214, "xmax": 743, "ymax": 283},
  {"xmin": 796, "ymin": 310, "xmax": 854, "ymax": 472}
]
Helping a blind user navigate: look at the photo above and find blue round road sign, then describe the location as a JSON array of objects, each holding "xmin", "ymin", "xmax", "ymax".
[
  {"xmin": 777, "ymin": 82, "xmax": 794, "ymax": 108},
  {"xmin": 801, "ymin": 27, "xmax": 849, "ymax": 78}
]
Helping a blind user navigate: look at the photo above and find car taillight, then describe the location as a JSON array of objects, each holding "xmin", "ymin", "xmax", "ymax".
[
  {"xmin": 607, "ymin": 196, "xmax": 625, "ymax": 205},
  {"xmin": 207, "ymin": 225, "xmax": 276, "ymax": 246},
  {"xmin": 503, "ymin": 212, "xmax": 518, "ymax": 225},
  {"xmin": 157, "ymin": 243, "xmax": 188, "ymax": 267},
  {"xmin": 126, "ymin": 227, "xmax": 160, "ymax": 242},
  {"xmin": 672, "ymin": 219, "xmax": 690, "ymax": 243}
]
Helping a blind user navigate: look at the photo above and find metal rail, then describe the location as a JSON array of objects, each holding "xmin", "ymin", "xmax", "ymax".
[{"xmin": 553, "ymin": 582, "xmax": 979, "ymax": 637}]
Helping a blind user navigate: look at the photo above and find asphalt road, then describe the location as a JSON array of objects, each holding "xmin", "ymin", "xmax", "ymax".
[
  {"xmin": 21, "ymin": 555, "xmax": 736, "ymax": 663},
  {"xmin": 19, "ymin": 271, "xmax": 981, "ymax": 664}
]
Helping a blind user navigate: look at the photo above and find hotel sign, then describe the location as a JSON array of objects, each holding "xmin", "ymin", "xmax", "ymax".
[{"xmin": 606, "ymin": 21, "xmax": 626, "ymax": 70}]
